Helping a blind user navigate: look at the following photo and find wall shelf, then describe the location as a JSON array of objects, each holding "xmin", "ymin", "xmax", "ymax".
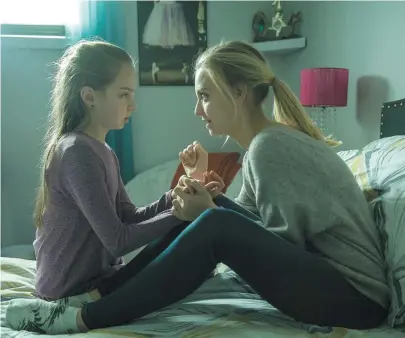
[{"xmin": 253, "ymin": 37, "xmax": 306, "ymax": 55}]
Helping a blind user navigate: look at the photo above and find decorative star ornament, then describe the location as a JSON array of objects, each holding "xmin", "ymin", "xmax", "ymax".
[
  {"xmin": 270, "ymin": 0, "xmax": 287, "ymax": 37},
  {"xmin": 271, "ymin": 13, "xmax": 287, "ymax": 37}
]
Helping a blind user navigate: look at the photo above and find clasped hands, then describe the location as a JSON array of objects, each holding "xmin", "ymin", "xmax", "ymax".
[{"xmin": 171, "ymin": 141, "xmax": 225, "ymax": 222}]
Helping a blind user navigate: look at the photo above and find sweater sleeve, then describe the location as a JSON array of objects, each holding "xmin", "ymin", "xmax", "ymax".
[
  {"xmin": 60, "ymin": 146, "xmax": 183, "ymax": 258},
  {"xmin": 118, "ymin": 176, "xmax": 175, "ymax": 224}
]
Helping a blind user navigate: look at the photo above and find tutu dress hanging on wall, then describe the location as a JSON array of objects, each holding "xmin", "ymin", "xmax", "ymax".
[{"xmin": 142, "ymin": 1, "xmax": 195, "ymax": 49}]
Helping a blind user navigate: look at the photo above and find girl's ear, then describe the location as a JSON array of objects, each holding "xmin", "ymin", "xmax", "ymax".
[{"xmin": 80, "ymin": 86, "xmax": 96, "ymax": 109}]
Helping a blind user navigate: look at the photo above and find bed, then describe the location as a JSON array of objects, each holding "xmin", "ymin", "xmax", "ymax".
[
  {"xmin": 1, "ymin": 258, "xmax": 403, "ymax": 338},
  {"xmin": 1, "ymin": 99, "xmax": 405, "ymax": 337}
]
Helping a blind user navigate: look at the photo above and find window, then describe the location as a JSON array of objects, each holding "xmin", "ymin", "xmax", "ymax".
[{"xmin": 0, "ymin": 0, "xmax": 80, "ymax": 37}]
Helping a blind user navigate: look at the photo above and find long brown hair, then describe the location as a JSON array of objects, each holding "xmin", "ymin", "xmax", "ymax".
[
  {"xmin": 194, "ymin": 40, "xmax": 341, "ymax": 147},
  {"xmin": 34, "ymin": 39, "xmax": 133, "ymax": 228}
]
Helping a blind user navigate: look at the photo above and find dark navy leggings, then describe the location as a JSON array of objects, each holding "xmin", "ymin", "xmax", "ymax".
[{"xmin": 83, "ymin": 208, "xmax": 386, "ymax": 330}]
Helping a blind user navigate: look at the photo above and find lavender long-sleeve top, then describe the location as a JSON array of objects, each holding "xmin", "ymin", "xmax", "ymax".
[{"xmin": 34, "ymin": 132, "xmax": 182, "ymax": 299}]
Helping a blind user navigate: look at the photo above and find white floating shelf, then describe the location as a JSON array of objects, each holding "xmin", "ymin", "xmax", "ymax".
[{"xmin": 253, "ymin": 37, "xmax": 306, "ymax": 55}]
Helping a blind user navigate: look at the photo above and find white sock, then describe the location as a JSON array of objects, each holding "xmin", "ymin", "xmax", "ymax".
[
  {"xmin": 55, "ymin": 292, "xmax": 95, "ymax": 308},
  {"xmin": 6, "ymin": 298, "xmax": 81, "ymax": 335}
]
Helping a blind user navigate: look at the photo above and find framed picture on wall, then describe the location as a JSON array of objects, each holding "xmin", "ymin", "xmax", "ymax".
[{"xmin": 137, "ymin": 0, "xmax": 207, "ymax": 86}]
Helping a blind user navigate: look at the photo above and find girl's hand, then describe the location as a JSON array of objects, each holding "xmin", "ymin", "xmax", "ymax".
[
  {"xmin": 171, "ymin": 171, "xmax": 225, "ymax": 201},
  {"xmin": 172, "ymin": 178, "xmax": 217, "ymax": 221},
  {"xmin": 179, "ymin": 141, "xmax": 208, "ymax": 181},
  {"xmin": 202, "ymin": 170, "xmax": 225, "ymax": 199},
  {"xmin": 171, "ymin": 175, "xmax": 198, "ymax": 200}
]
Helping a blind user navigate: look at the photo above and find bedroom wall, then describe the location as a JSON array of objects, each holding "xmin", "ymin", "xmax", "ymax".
[
  {"xmin": 0, "ymin": 1, "xmax": 279, "ymax": 248},
  {"xmin": 278, "ymin": 1, "xmax": 405, "ymax": 150},
  {"xmin": 1, "ymin": 40, "xmax": 63, "ymax": 248}
]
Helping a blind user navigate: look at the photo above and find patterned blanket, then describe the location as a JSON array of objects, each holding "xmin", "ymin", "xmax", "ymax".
[{"xmin": 1, "ymin": 257, "xmax": 403, "ymax": 337}]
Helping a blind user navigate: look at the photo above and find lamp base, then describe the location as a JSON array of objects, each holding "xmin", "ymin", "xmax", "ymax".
[{"xmin": 309, "ymin": 107, "xmax": 336, "ymax": 137}]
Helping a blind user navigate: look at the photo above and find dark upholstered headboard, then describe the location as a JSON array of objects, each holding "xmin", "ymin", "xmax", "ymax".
[{"xmin": 380, "ymin": 98, "xmax": 405, "ymax": 138}]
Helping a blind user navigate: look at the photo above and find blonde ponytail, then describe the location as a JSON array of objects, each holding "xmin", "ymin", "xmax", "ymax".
[
  {"xmin": 194, "ymin": 40, "xmax": 342, "ymax": 148},
  {"xmin": 271, "ymin": 77, "xmax": 342, "ymax": 147}
]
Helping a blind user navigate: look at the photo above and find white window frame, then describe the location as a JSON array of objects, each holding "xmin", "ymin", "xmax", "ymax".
[
  {"xmin": 1, "ymin": 26, "xmax": 70, "ymax": 50},
  {"xmin": 1, "ymin": 24, "xmax": 66, "ymax": 37},
  {"xmin": 0, "ymin": 1, "xmax": 79, "ymax": 50}
]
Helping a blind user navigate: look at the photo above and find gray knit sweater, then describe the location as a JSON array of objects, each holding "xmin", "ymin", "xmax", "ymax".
[{"xmin": 220, "ymin": 124, "xmax": 389, "ymax": 309}]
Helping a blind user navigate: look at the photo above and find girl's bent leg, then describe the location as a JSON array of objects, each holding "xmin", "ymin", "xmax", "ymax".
[
  {"xmin": 54, "ymin": 222, "xmax": 190, "ymax": 309},
  {"xmin": 97, "ymin": 222, "xmax": 189, "ymax": 296}
]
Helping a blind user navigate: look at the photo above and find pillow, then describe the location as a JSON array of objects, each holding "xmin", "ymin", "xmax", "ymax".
[
  {"xmin": 170, "ymin": 152, "xmax": 241, "ymax": 193},
  {"xmin": 339, "ymin": 137, "xmax": 405, "ymax": 327},
  {"xmin": 336, "ymin": 149, "xmax": 362, "ymax": 163},
  {"xmin": 126, "ymin": 159, "xmax": 179, "ymax": 207},
  {"xmin": 337, "ymin": 148, "xmax": 380, "ymax": 202},
  {"xmin": 363, "ymin": 135, "xmax": 405, "ymax": 152}
]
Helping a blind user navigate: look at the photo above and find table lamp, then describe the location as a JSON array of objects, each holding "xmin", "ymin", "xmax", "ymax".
[{"xmin": 300, "ymin": 67, "xmax": 349, "ymax": 135}]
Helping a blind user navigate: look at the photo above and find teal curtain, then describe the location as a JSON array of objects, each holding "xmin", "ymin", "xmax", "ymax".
[{"xmin": 70, "ymin": 1, "xmax": 135, "ymax": 184}]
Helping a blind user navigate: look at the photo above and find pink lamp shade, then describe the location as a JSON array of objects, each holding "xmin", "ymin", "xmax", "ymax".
[{"xmin": 300, "ymin": 68, "xmax": 349, "ymax": 107}]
